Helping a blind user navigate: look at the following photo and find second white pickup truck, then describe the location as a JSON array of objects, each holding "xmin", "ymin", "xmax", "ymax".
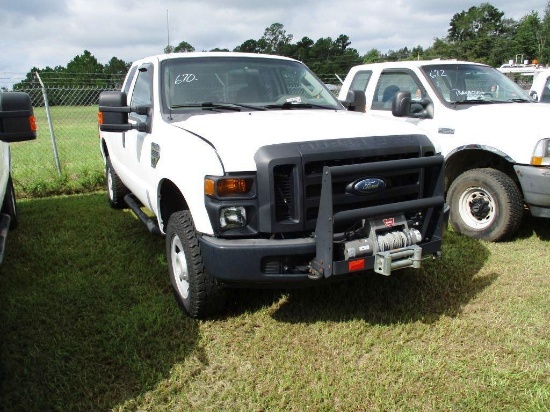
[{"xmin": 339, "ymin": 60, "xmax": 550, "ymax": 241}]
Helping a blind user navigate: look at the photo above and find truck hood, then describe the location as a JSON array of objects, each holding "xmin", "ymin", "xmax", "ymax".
[
  {"xmin": 438, "ymin": 102, "xmax": 550, "ymax": 162},
  {"xmin": 170, "ymin": 110, "xmax": 432, "ymax": 171}
]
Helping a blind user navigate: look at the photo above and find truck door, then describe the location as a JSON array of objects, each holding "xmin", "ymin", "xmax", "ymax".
[
  {"xmin": 122, "ymin": 63, "xmax": 158, "ymax": 210},
  {"xmin": 370, "ymin": 69, "xmax": 438, "ymax": 137}
]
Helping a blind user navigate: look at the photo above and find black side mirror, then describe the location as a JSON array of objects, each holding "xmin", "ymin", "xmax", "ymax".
[
  {"xmin": 0, "ymin": 92, "xmax": 37, "ymax": 142},
  {"xmin": 98, "ymin": 91, "xmax": 131, "ymax": 132},
  {"xmin": 99, "ymin": 91, "xmax": 152, "ymax": 133},
  {"xmin": 341, "ymin": 89, "xmax": 366, "ymax": 112},
  {"xmin": 392, "ymin": 91, "xmax": 411, "ymax": 117},
  {"xmin": 392, "ymin": 91, "xmax": 433, "ymax": 119}
]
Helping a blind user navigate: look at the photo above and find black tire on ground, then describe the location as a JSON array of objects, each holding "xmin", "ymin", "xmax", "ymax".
[
  {"xmin": 106, "ymin": 157, "xmax": 129, "ymax": 209},
  {"xmin": 166, "ymin": 210, "xmax": 226, "ymax": 319},
  {"xmin": 1, "ymin": 176, "xmax": 18, "ymax": 230},
  {"xmin": 447, "ymin": 168, "xmax": 523, "ymax": 242}
]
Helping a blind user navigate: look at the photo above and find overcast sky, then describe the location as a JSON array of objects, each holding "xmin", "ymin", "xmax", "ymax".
[{"xmin": 1, "ymin": 0, "xmax": 547, "ymax": 87}]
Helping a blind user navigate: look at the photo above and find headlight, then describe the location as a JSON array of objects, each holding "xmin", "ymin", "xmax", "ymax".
[
  {"xmin": 531, "ymin": 139, "xmax": 550, "ymax": 165},
  {"xmin": 219, "ymin": 206, "xmax": 247, "ymax": 230}
]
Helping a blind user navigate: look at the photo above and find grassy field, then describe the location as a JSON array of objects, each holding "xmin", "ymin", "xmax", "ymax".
[
  {"xmin": 10, "ymin": 105, "xmax": 104, "ymax": 198},
  {"xmin": 0, "ymin": 193, "xmax": 548, "ymax": 411}
]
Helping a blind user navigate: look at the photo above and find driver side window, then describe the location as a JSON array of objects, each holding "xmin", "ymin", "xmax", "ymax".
[
  {"xmin": 130, "ymin": 66, "xmax": 153, "ymax": 121},
  {"xmin": 372, "ymin": 72, "xmax": 424, "ymax": 111}
]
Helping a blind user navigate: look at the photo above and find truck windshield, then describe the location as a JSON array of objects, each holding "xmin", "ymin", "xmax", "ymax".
[
  {"xmin": 421, "ymin": 64, "xmax": 531, "ymax": 104},
  {"xmin": 160, "ymin": 56, "xmax": 342, "ymax": 111}
]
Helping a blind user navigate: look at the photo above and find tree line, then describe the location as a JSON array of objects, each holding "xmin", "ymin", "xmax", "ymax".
[{"xmin": 12, "ymin": 1, "xmax": 550, "ymax": 95}]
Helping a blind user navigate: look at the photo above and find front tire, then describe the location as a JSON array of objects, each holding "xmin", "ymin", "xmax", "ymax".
[
  {"xmin": 1, "ymin": 176, "xmax": 18, "ymax": 230},
  {"xmin": 447, "ymin": 168, "xmax": 523, "ymax": 242},
  {"xmin": 166, "ymin": 210, "xmax": 226, "ymax": 318},
  {"xmin": 106, "ymin": 158, "xmax": 129, "ymax": 209}
]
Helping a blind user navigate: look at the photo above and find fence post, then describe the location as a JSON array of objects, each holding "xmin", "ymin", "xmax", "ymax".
[{"xmin": 35, "ymin": 72, "xmax": 62, "ymax": 175}]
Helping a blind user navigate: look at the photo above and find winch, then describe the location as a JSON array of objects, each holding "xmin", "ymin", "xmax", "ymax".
[{"xmin": 341, "ymin": 214, "xmax": 423, "ymax": 276}]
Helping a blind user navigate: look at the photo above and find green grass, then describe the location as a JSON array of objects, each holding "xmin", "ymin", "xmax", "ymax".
[
  {"xmin": 10, "ymin": 105, "xmax": 105, "ymax": 198},
  {"xmin": 1, "ymin": 193, "xmax": 549, "ymax": 411}
]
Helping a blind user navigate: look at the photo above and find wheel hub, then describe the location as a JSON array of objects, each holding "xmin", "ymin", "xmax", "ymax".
[
  {"xmin": 458, "ymin": 187, "xmax": 495, "ymax": 229},
  {"xmin": 170, "ymin": 236, "xmax": 189, "ymax": 299},
  {"xmin": 470, "ymin": 196, "xmax": 491, "ymax": 219}
]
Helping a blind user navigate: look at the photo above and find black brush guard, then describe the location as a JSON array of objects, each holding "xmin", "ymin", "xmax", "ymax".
[{"xmin": 308, "ymin": 155, "xmax": 446, "ymax": 279}]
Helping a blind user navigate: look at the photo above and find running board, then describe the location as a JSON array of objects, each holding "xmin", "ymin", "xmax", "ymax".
[{"xmin": 124, "ymin": 194, "xmax": 162, "ymax": 235}]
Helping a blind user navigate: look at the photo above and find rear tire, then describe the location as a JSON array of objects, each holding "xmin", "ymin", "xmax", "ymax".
[
  {"xmin": 166, "ymin": 210, "xmax": 226, "ymax": 318},
  {"xmin": 106, "ymin": 158, "xmax": 129, "ymax": 209},
  {"xmin": 447, "ymin": 168, "xmax": 523, "ymax": 242},
  {"xmin": 1, "ymin": 176, "xmax": 18, "ymax": 230}
]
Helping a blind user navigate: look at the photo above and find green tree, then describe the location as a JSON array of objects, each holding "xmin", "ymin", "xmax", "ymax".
[
  {"xmin": 541, "ymin": 1, "xmax": 550, "ymax": 64},
  {"xmin": 515, "ymin": 12, "xmax": 542, "ymax": 62},
  {"xmin": 103, "ymin": 57, "xmax": 131, "ymax": 88},
  {"xmin": 173, "ymin": 41, "xmax": 195, "ymax": 53},
  {"xmin": 363, "ymin": 48, "xmax": 382, "ymax": 63},
  {"xmin": 66, "ymin": 50, "xmax": 104, "ymax": 86},
  {"xmin": 234, "ymin": 39, "xmax": 260, "ymax": 53},
  {"xmin": 292, "ymin": 36, "xmax": 315, "ymax": 62},
  {"xmin": 423, "ymin": 37, "xmax": 454, "ymax": 60},
  {"xmin": 447, "ymin": 3, "xmax": 508, "ymax": 65},
  {"xmin": 260, "ymin": 23, "xmax": 293, "ymax": 54}
]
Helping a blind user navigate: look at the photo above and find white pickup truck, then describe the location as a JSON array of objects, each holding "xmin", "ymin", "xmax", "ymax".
[
  {"xmin": 0, "ymin": 92, "xmax": 37, "ymax": 264},
  {"xmin": 98, "ymin": 52, "xmax": 448, "ymax": 318},
  {"xmin": 339, "ymin": 60, "xmax": 550, "ymax": 241}
]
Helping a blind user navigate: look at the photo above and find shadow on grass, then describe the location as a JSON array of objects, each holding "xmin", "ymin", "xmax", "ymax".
[
  {"xmin": 0, "ymin": 194, "xmax": 201, "ymax": 412},
  {"xmin": 515, "ymin": 214, "xmax": 550, "ymax": 241},
  {"xmin": 228, "ymin": 231, "xmax": 494, "ymax": 325}
]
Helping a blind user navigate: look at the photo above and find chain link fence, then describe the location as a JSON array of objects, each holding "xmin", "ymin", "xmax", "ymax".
[{"xmin": 10, "ymin": 81, "xmax": 121, "ymax": 197}]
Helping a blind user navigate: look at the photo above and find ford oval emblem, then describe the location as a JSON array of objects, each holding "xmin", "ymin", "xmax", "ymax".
[{"xmin": 347, "ymin": 177, "xmax": 386, "ymax": 195}]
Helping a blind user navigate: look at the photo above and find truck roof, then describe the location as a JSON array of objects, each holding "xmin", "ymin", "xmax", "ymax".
[
  {"xmin": 130, "ymin": 52, "xmax": 301, "ymax": 66},
  {"xmin": 349, "ymin": 59, "xmax": 488, "ymax": 72}
]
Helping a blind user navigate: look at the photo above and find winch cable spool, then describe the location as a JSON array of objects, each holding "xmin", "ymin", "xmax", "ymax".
[{"xmin": 377, "ymin": 228, "xmax": 422, "ymax": 252}]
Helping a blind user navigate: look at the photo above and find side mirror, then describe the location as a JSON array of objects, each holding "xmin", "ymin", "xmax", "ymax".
[
  {"xmin": 340, "ymin": 89, "xmax": 366, "ymax": 112},
  {"xmin": 529, "ymin": 90, "xmax": 539, "ymax": 102},
  {"xmin": 98, "ymin": 91, "xmax": 152, "ymax": 133},
  {"xmin": 0, "ymin": 92, "xmax": 37, "ymax": 142},
  {"xmin": 98, "ymin": 91, "xmax": 131, "ymax": 132},
  {"xmin": 391, "ymin": 91, "xmax": 411, "ymax": 117},
  {"xmin": 392, "ymin": 91, "xmax": 433, "ymax": 119}
]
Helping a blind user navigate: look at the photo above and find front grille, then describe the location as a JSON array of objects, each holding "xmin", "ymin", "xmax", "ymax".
[
  {"xmin": 303, "ymin": 153, "xmax": 422, "ymax": 230},
  {"xmin": 273, "ymin": 164, "xmax": 295, "ymax": 222},
  {"xmin": 256, "ymin": 134, "xmax": 437, "ymax": 234}
]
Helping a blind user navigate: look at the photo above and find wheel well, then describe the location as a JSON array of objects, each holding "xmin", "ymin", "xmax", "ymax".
[
  {"xmin": 445, "ymin": 149, "xmax": 518, "ymax": 191},
  {"xmin": 159, "ymin": 179, "xmax": 188, "ymax": 232},
  {"xmin": 100, "ymin": 138, "xmax": 109, "ymax": 159}
]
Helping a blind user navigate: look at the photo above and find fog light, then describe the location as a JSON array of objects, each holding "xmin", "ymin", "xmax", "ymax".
[{"xmin": 220, "ymin": 206, "xmax": 246, "ymax": 230}]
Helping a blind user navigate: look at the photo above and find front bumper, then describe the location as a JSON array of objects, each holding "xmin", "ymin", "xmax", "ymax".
[
  {"xmin": 515, "ymin": 165, "xmax": 550, "ymax": 218},
  {"xmin": 199, "ymin": 232, "xmax": 445, "ymax": 286}
]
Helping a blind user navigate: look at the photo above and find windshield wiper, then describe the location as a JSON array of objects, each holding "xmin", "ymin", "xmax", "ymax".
[
  {"xmin": 451, "ymin": 99, "xmax": 495, "ymax": 105},
  {"xmin": 506, "ymin": 98, "xmax": 531, "ymax": 103},
  {"xmin": 170, "ymin": 102, "xmax": 267, "ymax": 111},
  {"xmin": 170, "ymin": 102, "xmax": 241, "ymax": 111},
  {"xmin": 264, "ymin": 101, "xmax": 332, "ymax": 110}
]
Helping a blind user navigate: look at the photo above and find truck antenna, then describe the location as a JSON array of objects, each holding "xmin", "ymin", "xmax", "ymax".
[{"xmin": 166, "ymin": 9, "xmax": 170, "ymax": 53}]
